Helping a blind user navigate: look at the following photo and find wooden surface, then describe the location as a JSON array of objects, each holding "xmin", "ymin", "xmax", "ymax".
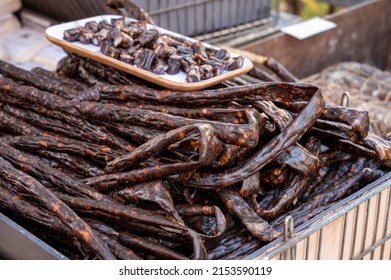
[{"xmin": 240, "ymin": 0, "xmax": 391, "ymax": 79}]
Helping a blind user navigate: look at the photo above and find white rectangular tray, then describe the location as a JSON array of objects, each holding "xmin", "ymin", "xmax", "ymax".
[{"xmin": 45, "ymin": 15, "xmax": 253, "ymax": 91}]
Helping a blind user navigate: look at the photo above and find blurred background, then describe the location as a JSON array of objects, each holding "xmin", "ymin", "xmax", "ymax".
[
  {"xmin": 0, "ymin": 0, "xmax": 373, "ymax": 71},
  {"xmin": 278, "ymin": 0, "xmax": 364, "ymax": 19}
]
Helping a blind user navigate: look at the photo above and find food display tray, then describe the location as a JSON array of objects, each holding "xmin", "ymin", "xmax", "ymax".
[{"xmin": 45, "ymin": 15, "xmax": 253, "ymax": 91}]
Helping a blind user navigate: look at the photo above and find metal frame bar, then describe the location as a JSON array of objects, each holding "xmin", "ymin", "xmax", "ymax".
[
  {"xmin": 317, "ymin": 229, "xmax": 324, "ymax": 260},
  {"xmin": 148, "ymin": 0, "xmax": 216, "ymax": 15},
  {"xmin": 360, "ymin": 198, "xmax": 371, "ymax": 259},
  {"xmin": 380, "ymin": 187, "xmax": 391, "ymax": 259},
  {"xmin": 370, "ymin": 192, "xmax": 382, "ymax": 259},
  {"xmin": 195, "ymin": 17, "xmax": 274, "ymax": 42},
  {"xmin": 350, "ymin": 205, "xmax": 360, "ymax": 259},
  {"xmin": 339, "ymin": 214, "xmax": 348, "ymax": 259}
]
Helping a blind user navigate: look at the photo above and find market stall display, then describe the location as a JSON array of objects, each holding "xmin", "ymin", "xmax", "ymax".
[
  {"xmin": 0, "ymin": 54, "xmax": 390, "ymax": 259},
  {"xmin": 0, "ymin": 0, "xmax": 390, "ymax": 260}
]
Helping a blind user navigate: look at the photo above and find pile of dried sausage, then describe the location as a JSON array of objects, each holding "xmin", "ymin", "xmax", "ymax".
[{"xmin": 0, "ymin": 56, "xmax": 390, "ymax": 259}]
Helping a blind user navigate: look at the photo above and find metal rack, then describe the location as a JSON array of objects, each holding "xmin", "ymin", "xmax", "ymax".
[
  {"xmin": 134, "ymin": 0, "xmax": 277, "ymax": 44},
  {"xmin": 246, "ymin": 172, "xmax": 391, "ymax": 260}
]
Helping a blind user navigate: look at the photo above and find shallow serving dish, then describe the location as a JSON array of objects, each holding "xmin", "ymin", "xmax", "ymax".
[{"xmin": 45, "ymin": 15, "xmax": 253, "ymax": 91}]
